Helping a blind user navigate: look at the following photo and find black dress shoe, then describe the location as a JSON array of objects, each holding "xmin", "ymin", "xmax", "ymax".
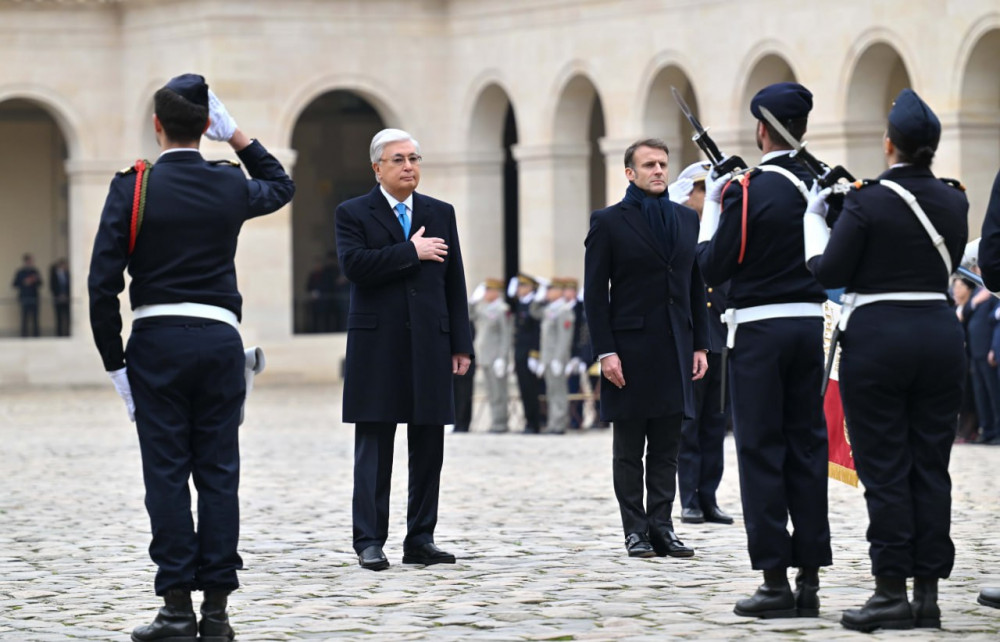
[
  {"xmin": 625, "ymin": 532, "xmax": 656, "ymax": 558},
  {"xmin": 703, "ymin": 505, "xmax": 734, "ymax": 525},
  {"xmin": 978, "ymin": 587, "xmax": 1000, "ymax": 608},
  {"xmin": 402, "ymin": 542, "xmax": 456, "ymax": 565},
  {"xmin": 681, "ymin": 507, "xmax": 705, "ymax": 524},
  {"xmin": 358, "ymin": 545, "xmax": 390, "ymax": 571},
  {"xmin": 649, "ymin": 528, "xmax": 695, "ymax": 558}
]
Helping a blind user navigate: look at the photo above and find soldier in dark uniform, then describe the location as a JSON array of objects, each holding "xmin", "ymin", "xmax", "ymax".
[
  {"xmin": 669, "ymin": 162, "xmax": 734, "ymax": 527},
  {"xmin": 510, "ymin": 274, "xmax": 543, "ymax": 433},
  {"xmin": 88, "ymin": 74, "xmax": 295, "ymax": 642},
  {"xmin": 806, "ymin": 89, "xmax": 968, "ymax": 631},
  {"xmin": 697, "ymin": 83, "xmax": 831, "ymax": 618},
  {"xmin": 977, "ymin": 166, "xmax": 1000, "ymax": 612}
]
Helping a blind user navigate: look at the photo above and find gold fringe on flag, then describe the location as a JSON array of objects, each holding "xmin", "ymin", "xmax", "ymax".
[{"xmin": 829, "ymin": 461, "xmax": 859, "ymax": 487}]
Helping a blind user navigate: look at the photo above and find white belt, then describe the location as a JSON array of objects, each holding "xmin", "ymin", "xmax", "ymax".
[
  {"xmin": 838, "ymin": 291, "xmax": 946, "ymax": 332},
  {"xmin": 722, "ymin": 302, "xmax": 823, "ymax": 349},
  {"xmin": 133, "ymin": 302, "xmax": 239, "ymax": 330}
]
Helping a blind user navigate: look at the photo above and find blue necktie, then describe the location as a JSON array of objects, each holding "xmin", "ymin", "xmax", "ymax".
[{"xmin": 395, "ymin": 202, "xmax": 411, "ymax": 239}]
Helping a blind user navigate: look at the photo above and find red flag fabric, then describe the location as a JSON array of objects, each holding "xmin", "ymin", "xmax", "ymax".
[{"xmin": 823, "ymin": 300, "xmax": 859, "ymax": 487}]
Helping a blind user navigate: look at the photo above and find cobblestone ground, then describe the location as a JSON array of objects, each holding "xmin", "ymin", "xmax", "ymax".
[{"xmin": 2, "ymin": 383, "xmax": 999, "ymax": 641}]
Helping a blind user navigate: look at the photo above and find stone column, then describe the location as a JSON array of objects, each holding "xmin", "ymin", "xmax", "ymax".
[{"xmin": 512, "ymin": 142, "xmax": 590, "ymax": 281}]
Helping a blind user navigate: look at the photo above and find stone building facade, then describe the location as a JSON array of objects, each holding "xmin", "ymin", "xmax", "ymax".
[{"xmin": 0, "ymin": 0, "xmax": 997, "ymax": 383}]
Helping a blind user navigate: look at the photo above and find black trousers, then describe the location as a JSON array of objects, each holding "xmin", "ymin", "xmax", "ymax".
[
  {"xmin": 729, "ymin": 318, "xmax": 831, "ymax": 570},
  {"xmin": 840, "ymin": 304, "xmax": 964, "ymax": 578},
  {"xmin": 20, "ymin": 301, "xmax": 38, "ymax": 337},
  {"xmin": 127, "ymin": 317, "xmax": 245, "ymax": 595},
  {"xmin": 678, "ymin": 351, "xmax": 729, "ymax": 511},
  {"xmin": 612, "ymin": 414, "xmax": 682, "ymax": 536},
  {"xmin": 54, "ymin": 302, "xmax": 70, "ymax": 337},
  {"xmin": 353, "ymin": 422, "xmax": 444, "ymax": 553},
  {"xmin": 514, "ymin": 351, "xmax": 541, "ymax": 431}
]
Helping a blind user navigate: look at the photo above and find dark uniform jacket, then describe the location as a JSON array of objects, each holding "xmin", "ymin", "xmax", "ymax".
[
  {"xmin": 584, "ymin": 197, "xmax": 709, "ymax": 421},
  {"xmin": 698, "ymin": 153, "xmax": 827, "ymax": 307},
  {"xmin": 809, "ymin": 164, "xmax": 968, "ymax": 292},
  {"xmin": 88, "ymin": 141, "xmax": 295, "ymax": 371},
  {"xmin": 336, "ymin": 186, "xmax": 474, "ymax": 425}
]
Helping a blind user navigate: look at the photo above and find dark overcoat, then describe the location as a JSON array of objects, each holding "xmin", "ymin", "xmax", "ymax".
[
  {"xmin": 336, "ymin": 186, "xmax": 473, "ymax": 425},
  {"xmin": 584, "ymin": 198, "xmax": 709, "ymax": 421}
]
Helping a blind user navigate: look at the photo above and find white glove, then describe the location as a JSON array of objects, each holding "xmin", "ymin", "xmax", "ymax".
[
  {"xmin": 803, "ymin": 187, "xmax": 832, "ymax": 264},
  {"xmin": 241, "ymin": 346, "xmax": 266, "ymax": 425},
  {"xmin": 578, "ymin": 359, "xmax": 588, "ymax": 375},
  {"xmin": 535, "ymin": 283, "xmax": 548, "ymax": 301},
  {"xmin": 492, "ymin": 358, "xmax": 506, "ymax": 378},
  {"xmin": 205, "ymin": 89, "xmax": 238, "ymax": 142},
  {"xmin": 470, "ymin": 282, "xmax": 486, "ymax": 305},
  {"xmin": 108, "ymin": 367, "xmax": 135, "ymax": 422},
  {"xmin": 806, "ymin": 183, "xmax": 831, "ymax": 218},
  {"xmin": 705, "ymin": 170, "xmax": 733, "ymax": 204},
  {"xmin": 963, "ymin": 238, "xmax": 981, "ymax": 270},
  {"xmin": 506, "ymin": 277, "xmax": 519, "ymax": 298},
  {"xmin": 550, "ymin": 359, "xmax": 563, "ymax": 376},
  {"xmin": 667, "ymin": 178, "xmax": 694, "ymax": 204},
  {"xmin": 528, "ymin": 356, "xmax": 540, "ymax": 375},
  {"xmin": 564, "ymin": 357, "xmax": 581, "ymax": 376}
]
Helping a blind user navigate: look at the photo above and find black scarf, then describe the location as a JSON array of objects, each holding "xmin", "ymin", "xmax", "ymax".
[{"xmin": 623, "ymin": 181, "xmax": 675, "ymax": 254}]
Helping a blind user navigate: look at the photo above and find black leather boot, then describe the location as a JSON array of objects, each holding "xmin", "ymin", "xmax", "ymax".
[
  {"xmin": 131, "ymin": 589, "xmax": 197, "ymax": 642},
  {"xmin": 200, "ymin": 590, "xmax": 236, "ymax": 642},
  {"xmin": 734, "ymin": 568, "xmax": 797, "ymax": 618},
  {"xmin": 841, "ymin": 576, "xmax": 914, "ymax": 632},
  {"xmin": 794, "ymin": 567, "xmax": 820, "ymax": 617},
  {"xmin": 911, "ymin": 577, "xmax": 941, "ymax": 628}
]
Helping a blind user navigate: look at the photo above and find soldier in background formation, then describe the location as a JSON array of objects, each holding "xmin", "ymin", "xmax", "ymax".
[
  {"xmin": 668, "ymin": 162, "xmax": 734, "ymax": 527},
  {"xmin": 472, "ymin": 278, "xmax": 512, "ymax": 433},
  {"xmin": 535, "ymin": 278, "xmax": 577, "ymax": 434},
  {"xmin": 510, "ymin": 274, "xmax": 543, "ymax": 433}
]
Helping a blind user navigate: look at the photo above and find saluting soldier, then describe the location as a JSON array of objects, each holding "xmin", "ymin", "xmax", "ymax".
[
  {"xmin": 510, "ymin": 274, "xmax": 543, "ymax": 433},
  {"xmin": 473, "ymin": 278, "xmax": 512, "ymax": 433},
  {"xmin": 697, "ymin": 83, "xmax": 831, "ymax": 618},
  {"xmin": 539, "ymin": 278, "xmax": 575, "ymax": 434},
  {"xmin": 88, "ymin": 74, "xmax": 295, "ymax": 642},
  {"xmin": 806, "ymin": 90, "xmax": 969, "ymax": 632}
]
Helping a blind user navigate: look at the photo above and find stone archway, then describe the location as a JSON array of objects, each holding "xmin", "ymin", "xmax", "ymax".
[
  {"xmin": 737, "ymin": 54, "xmax": 797, "ymax": 160},
  {"xmin": 845, "ymin": 43, "xmax": 911, "ymax": 179},
  {"xmin": 0, "ymin": 99, "xmax": 70, "ymax": 338},
  {"xmin": 551, "ymin": 74, "xmax": 605, "ymax": 280},
  {"xmin": 959, "ymin": 27, "xmax": 1000, "ymax": 225},
  {"xmin": 289, "ymin": 90, "xmax": 386, "ymax": 334},
  {"xmin": 642, "ymin": 65, "xmax": 701, "ymax": 171},
  {"xmin": 466, "ymin": 83, "xmax": 519, "ymax": 287}
]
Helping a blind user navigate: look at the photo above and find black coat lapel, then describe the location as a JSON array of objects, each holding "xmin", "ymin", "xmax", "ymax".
[
  {"xmin": 367, "ymin": 186, "xmax": 405, "ymax": 242},
  {"xmin": 621, "ymin": 202, "xmax": 669, "ymax": 263}
]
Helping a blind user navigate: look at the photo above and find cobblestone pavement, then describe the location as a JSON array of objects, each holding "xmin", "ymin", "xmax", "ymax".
[{"xmin": 2, "ymin": 383, "xmax": 999, "ymax": 641}]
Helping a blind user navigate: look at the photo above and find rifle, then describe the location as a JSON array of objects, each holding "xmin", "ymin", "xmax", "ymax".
[
  {"xmin": 671, "ymin": 86, "xmax": 747, "ymax": 176},
  {"xmin": 758, "ymin": 106, "xmax": 855, "ymax": 190}
]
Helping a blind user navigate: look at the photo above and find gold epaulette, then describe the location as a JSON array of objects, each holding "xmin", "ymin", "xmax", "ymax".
[
  {"xmin": 210, "ymin": 159, "xmax": 241, "ymax": 168},
  {"xmin": 116, "ymin": 159, "xmax": 154, "ymax": 177}
]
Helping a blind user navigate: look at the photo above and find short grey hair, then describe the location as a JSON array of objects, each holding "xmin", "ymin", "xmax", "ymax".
[{"xmin": 369, "ymin": 128, "xmax": 421, "ymax": 164}]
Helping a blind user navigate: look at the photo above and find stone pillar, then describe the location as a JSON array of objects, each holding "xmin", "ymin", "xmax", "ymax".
[{"xmin": 512, "ymin": 142, "xmax": 589, "ymax": 281}]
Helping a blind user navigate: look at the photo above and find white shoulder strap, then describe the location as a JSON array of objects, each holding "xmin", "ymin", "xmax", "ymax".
[
  {"xmin": 879, "ymin": 179, "xmax": 953, "ymax": 275},
  {"xmin": 758, "ymin": 164, "xmax": 810, "ymax": 201}
]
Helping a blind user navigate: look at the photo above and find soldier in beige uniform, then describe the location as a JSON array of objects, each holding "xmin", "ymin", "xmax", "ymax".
[
  {"xmin": 472, "ymin": 278, "xmax": 512, "ymax": 433},
  {"xmin": 538, "ymin": 278, "xmax": 576, "ymax": 434}
]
